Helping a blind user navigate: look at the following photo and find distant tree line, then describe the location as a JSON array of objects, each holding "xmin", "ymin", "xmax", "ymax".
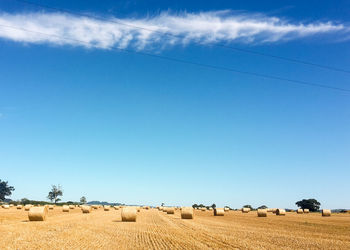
[{"xmin": 0, "ymin": 179, "xmax": 334, "ymax": 212}]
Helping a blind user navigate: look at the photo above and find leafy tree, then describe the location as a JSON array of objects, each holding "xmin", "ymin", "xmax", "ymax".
[
  {"xmin": 21, "ymin": 198, "xmax": 30, "ymax": 205},
  {"xmin": 0, "ymin": 179, "xmax": 15, "ymax": 201},
  {"xmin": 161, "ymin": 203, "xmax": 164, "ymax": 206},
  {"xmin": 192, "ymin": 204, "xmax": 198, "ymax": 208},
  {"xmin": 243, "ymin": 205, "xmax": 253, "ymax": 210},
  {"xmin": 211, "ymin": 203, "xmax": 216, "ymax": 209},
  {"xmin": 80, "ymin": 196, "xmax": 87, "ymax": 204},
  {"xmin": 258, "ymin": 205, "xmax": 268, "ymax": 209},
  {"xmin": 47, "ymin": 185, "xmax": 63, "ymax": 204},
  {"xmin": 295, "ymin": 199, "xmax": 320, "ymax": 212}
]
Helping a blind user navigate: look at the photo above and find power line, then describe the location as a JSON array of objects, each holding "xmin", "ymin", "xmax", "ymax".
[
  {"xmin": 0, "ymin": 24, "xmax": 349, "ymax": 93},
  {"xmin": 12, "ymin": 0, "xmax": 350, "ymax": 75}
]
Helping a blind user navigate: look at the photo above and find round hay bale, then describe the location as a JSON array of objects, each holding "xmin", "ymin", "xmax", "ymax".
[
  {"xmin": 272, "ymin": 208, "xmax": 277, "ymax": 214},
  {"xmin": 9, "ymin": 204, "xmax": 14, "ymax": 207},
  {"xmin": 224, "ymin": 207, "xmax": 230, "ymax": 212},
  {"xmin": 214, "ymin": 208, "xmax": 225, "ymax": 216},
  {"xmin": 209, "ymin": 207, "xmax": 213, "ymax": 210},
  {"xmin": 267, "ymin": 208, "xmax": 273, "ymax": 212},
  {"xmin": 201, "ymin": 207, "xmax": 206, "ymax": 211},
  {"xmin": 257, "ymin": 209, "xmax": 267, "ymax": 217},
  {"xmin": 163, "ymin": 207, "xmax": 168, "ymax": 213},
  {"xmin": 297, "ymin": 209, "xmax": 303, "ymax": 214},
  {"xmin": 303, "ymin": 209, "xmax": 310, "ymax": 213},
  {"xmin": 62, "ymin": 205, "xmax": 70, "ymax": 212},
  {"xmin": 121, "ymin": 207, "xmax": 137, "ymax": 222},
  {"xmin": 28, "ymin": 206, "xmax": 48, "ymax": 221},
  {"xmin": 69, "ymin": 205, "xmax": 75, "ymax": 209},
  {"xmin": 48, "ymin": 205, "xmax": 54, "ymax": 210},
  {"xmin": 166, "ymin": 207, "xmax": 175, "ymax": 214},
  {"xmin": 322, "ymin": 209, "xmax": 331, "ymax": 217},
  {"xmin": 3, "ymin": 205, "xmax": 10, "ymax": 209},
  {"xmin": 91, "ymin": 205, "xmax": 98, "ymax": 209},
  {"xmin": 276, "ymin": 209, "xmax": 286, "ymax": 216},
  {"xmin": 81, "ymin": 205, "xmax": 91, "ymax": 213},
  {"xmin": 181, "ymin": 207, "xmax": 194, "ymax": 219},
  {"xmin": 242, "ymin": 207, "xmax": 250, "ymax": 213},
  {"xmin": 17, "ymin": 205, "xmax": 23, "ymax": 209},
  {"xmin": 104, "ymin": 205, "xmax": 110, "ymax": 211},
  {"xmin": 24, "ymin": 205, "xmax": 32, "ymax": 211}
]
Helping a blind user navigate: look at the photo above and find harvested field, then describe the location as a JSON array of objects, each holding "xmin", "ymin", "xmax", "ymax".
[{"xmin": 0, "ymin": 208, "xmax": 350, "ymax": 249}]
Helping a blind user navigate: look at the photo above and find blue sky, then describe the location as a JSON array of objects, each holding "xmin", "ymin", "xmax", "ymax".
[{"xmin": 0, "ymin": 0, "xmax": 349, "ymax": 209}]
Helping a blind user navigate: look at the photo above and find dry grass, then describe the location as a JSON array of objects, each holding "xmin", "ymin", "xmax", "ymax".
[{"xmin": 0, "ymin": 208, "xmax": 349, "ymax": 249}]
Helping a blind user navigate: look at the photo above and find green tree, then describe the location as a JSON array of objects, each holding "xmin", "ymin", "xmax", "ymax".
[
  {"xmin": 257, "ymin": 205, "xmax": 268, "ymax": 209},
  {"xmin": 211, "ymin": 203, "xmax": 216, "ymax": 209},
  {"xmin": 21, "ymin": 198, "xmax": 30, "ymax": 205},
  {"xmin": 295, "ymin": 199, "xmax": 321, "ymax": 212},
  {"xmin": 0, "ymin": 179, "xmax": 15, "ymax": 201},
  {"xmin": 243, "ymin": 205, "xmax": 253, "ymax": 210},
  {"xmin": 47, "ymin": 185, "xmax": 63, "ymax": 204},
  {"xmin": 80, "ymin": 196, "xmax": 87, "ymax": 204},
  {"xmin": 192, "ymin": 204, "xmax": 198, "ymax": 208}
]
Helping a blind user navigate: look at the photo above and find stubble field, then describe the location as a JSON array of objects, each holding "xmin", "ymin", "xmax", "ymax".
[{"xmin": 1, "ymin": 207, "xmax": 349, "ymax": 249}]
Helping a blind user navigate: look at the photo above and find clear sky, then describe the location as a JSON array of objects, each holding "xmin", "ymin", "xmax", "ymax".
[{"xmin": 0, "ymin": 0, "xmax": 349, "ymax": 209}]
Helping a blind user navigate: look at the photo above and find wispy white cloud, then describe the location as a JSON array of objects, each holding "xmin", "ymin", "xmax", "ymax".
[{"xmin": 0, "ymin": 10, "xmax": 347, "ymax": 50}]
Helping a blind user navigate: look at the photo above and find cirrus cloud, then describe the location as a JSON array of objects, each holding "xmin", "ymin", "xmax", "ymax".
[{"xmin": 0, "ymin": 10, "xmax": 347, "ymax": 50}]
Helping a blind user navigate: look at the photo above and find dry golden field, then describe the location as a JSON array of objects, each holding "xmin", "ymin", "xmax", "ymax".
[{"xmin": 1, "ymin": 207, "xmax": 350, "ymax": 249}]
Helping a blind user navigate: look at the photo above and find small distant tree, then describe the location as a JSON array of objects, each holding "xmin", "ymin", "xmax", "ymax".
[
  {"xmin": 295, "ymin": 199, "xmax": 320, "ymax": 212},
  {"xmin": 47, "ymin": 185, "xmax": 63, "ymax": 204},
  {"xmin": 192, "ymin": 204, "xmax": 198, "ymax": 208},
  {"xmin": 80, "ymin": 196, "xmax": 87, "ymax": 204},
  {"xmin": 211, "ymin": 203, "xmax": 216, "ymax": 209},
  {"xmin": 258, "ymin": 205, "xmax": 268, "ymax": 209},
  {"xmin": 161, "ymin": 203, "xmax": 164, "ymax": 206},
  {"xmin": 0, "ymin": 179, "xmax": 15, "ymax": 201},
  {"xmin": 21, "ymin": 198, "xmax": 30, "ymax": 205},
  {"xmin": 243, "ymin": 205, "xmax": 253, "ymax": 210}
]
